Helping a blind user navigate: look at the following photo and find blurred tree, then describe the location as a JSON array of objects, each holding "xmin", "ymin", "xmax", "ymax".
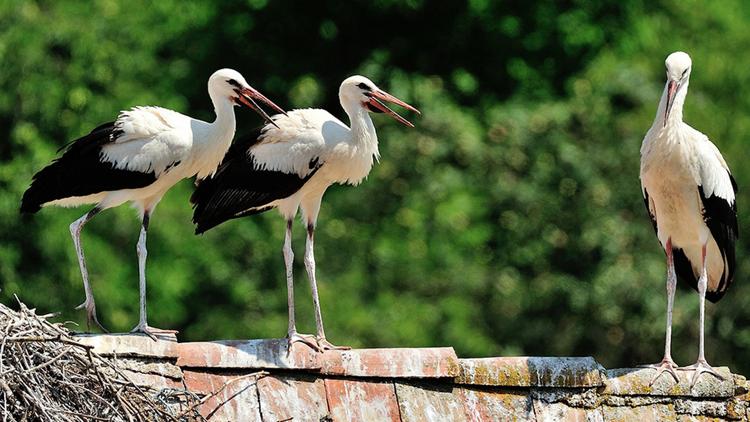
[{"xmin": 1, "ymin": 0, "xmax": 749, "ymax": 374}]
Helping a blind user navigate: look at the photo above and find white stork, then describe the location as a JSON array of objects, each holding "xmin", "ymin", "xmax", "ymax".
[
  {"xmin": 640, "ymin": 52, "xmax": 738, "ymax": 386},
  {"xmin": 20, "ymin": 69, "xmax": 285, "ymax": 339},
  {"xmin": 190, "ymin": 75, "xmax": 420, "ymax": 351}
]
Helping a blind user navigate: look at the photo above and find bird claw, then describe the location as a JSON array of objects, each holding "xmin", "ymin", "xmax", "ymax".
[
  {"xmin": 75, "ymin": 299, "xmax": 109, "ymax": 333},
  {"xmin": 286, "ymin": 332, "xmax": 351, "ymax": 353},
  {"xmin": 640, "ymin": 358, "xmax": 680, "ymax": 385},
  {"xmin": 130, "ymin": 323, "xmax": 178, "ymax": 342},
  {"xmin": 678, "ymin": 359, "xmax": 724, "ymax": 388},
  {"xmin": 316, "ymin": 337, "xmax": 351, "ymax": 351},
  {"xmin": 287, "ymin": 331, "xmax": 320, "ymax": 353}
]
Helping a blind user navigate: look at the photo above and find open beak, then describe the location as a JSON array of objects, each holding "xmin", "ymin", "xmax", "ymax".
[
  {"xmin": 236, "ymin": 87, "xmax": 288, "ymax": 128},
  {"xmin": 366, "ymin": 89, "xmax": 421, "ymax": 128},
  {"xmin": 664, "ymin": 80, "xmax": 678, "ymax": 127}
]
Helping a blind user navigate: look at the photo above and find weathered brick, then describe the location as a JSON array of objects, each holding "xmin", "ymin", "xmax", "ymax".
[
  {"xmin": 533, "ymin": 400, "xmax": 604, "ymax": 422},
  {"xmin": 457, "ymin": 387, "xmax": 534, "ymax": 421},
  {"xmin": 603, "ymin": 368, "xmax": 734, "ymax": 398},
  {"xmin": 321, "ymin": 347, "xmax": 459, "ymax": 378},
  {"xmin": 601, "ymin": 404, "xmax": 676, "ymax": 422},
  {"xmin": 458, "ymin": 357, "xmax": 603, "ymax": 388},
  {"xmin": 176, "ymin": 338, "xmax": 320, "ymax": 369},
  {"xmin": 324, "ymin": 378, "xmax": 400, "ymax": 421},
  {"xmin": 182, "ymin": 369, "xmax": 262, "ymax": 420},
  {"xmin": 257, "ymin": 375, "xmax": 329, "ymax": 422},
  {"xmin": 395, "ymin": 382, "xmax": 467, "ymax": 421},
  {"xmin": 73, "ymin": 333, "xmax": 179, "ymax": 358}
]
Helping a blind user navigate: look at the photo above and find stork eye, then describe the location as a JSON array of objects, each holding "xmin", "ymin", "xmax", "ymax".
[
  {"xmin": 357, "ymin": 82, "xmax": 371, "ymax": 91},
  {"xmin": 682, "ymin": 68, "xmax": 689, "ymax": 77},
  {"xmin": 227, "ymin": 79, "xmax": 241, "ymax": 88}
]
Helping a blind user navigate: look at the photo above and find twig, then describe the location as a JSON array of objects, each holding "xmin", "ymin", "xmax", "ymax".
[
  {"xmin": 93, "ymin": 350, "xmax": 178, "ymax": 421},
  {"xmin": 4, "ymin": 335, "xmax": 94, "ymax": 349},
  {"xmin": 176, "ymin": 371, "xmax": 268, "ymax": 419},
  {"xmin": 205, "ymin": 381, "xmax": 259, "ymax": 421},
  {"xmin": 22, "ymin": 346, "xmax": 71, "ymax": 374},
  {"xmin": 52, "ymin": 408, "xmax": 110, "ymax": 421}
]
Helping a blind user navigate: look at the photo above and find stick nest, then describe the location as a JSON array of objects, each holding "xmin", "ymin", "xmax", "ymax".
[{"xmin": 0, "ymin": 298, "xmax": 202, "ymax": 421}]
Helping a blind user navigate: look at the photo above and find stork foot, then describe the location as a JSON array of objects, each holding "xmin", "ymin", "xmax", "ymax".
[
  {"xmin": 640, "ymin": 357, "xmax": 680, "ymax": 385},
  {"xmin": 679, "ymin": 358, "xmax": 724, "ymax": 388},
  {"xmin": 75, "ymin": 299, "xmax": 109, "ymax": 333},
  {"xmin": 316, "ymin": 337, "xmax": 351, "ymax": 351},
  {"xmin": 130, "ymin": 323, "xmax": 178, "ymax": 342},
  {"xmin": 287, "ymin": 331, "xmax": 320, "ymax": 352}
]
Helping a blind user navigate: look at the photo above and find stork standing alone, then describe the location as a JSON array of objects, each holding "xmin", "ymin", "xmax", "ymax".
[
  {"xmin": 640, "ymin": 52, "xmax": 738, "ymax": 386},
  {"xmin": 20, "ymin": 69, "xmax": 285, "ymax": 339},
  {"xmin": 190, "ymin": 76, "xmax": 420, "ymax": 350}
]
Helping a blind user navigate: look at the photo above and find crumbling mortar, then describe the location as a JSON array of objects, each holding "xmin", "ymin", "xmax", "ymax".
[{"xmin": 531, "ymin": 387, "xmax": 601, "ymax": 409}]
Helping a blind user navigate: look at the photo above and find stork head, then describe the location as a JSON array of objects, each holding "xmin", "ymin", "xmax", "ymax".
[
  {"xmin": 208, "ymin": 69, "xmax": 286, "ymax": 126},
  {"xmin": 339, "ymin": 75, "xmax": 421, "ymax": 127},
  {"xmin": 663, "ymin": 51, "xmax": 692, "ymax": 126}
]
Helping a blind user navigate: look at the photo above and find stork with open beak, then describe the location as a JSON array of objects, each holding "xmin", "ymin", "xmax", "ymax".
[
  {"xmin": 21, "ymin": 69, "xmax": 285, "ymax": 339},
  {"xmin": 191, "ymin": 75, "xmax": 420, "ymax": 351}
]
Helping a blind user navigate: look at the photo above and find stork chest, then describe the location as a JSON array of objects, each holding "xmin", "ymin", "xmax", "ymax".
[
  {"xmin": 315, "ymin": 140, "xmax": 376, "ymax": 186},
  {"xmin": 322, "ymin": 154, "xmax": 374, "ymax": 186},
  {"xmin": 641, "ymin": 131, "xmax": 700, "ymax": 192},
  {"xmin": 641, "ymin": 136, "xmax": 708, "ymax": 243}
]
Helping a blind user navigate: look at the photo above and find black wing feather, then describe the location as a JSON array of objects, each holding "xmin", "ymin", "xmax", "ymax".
[
  {"xmin": 672, "ymin": 247, "xmax": 700, "ymax": 297},
  {"xmin": 191, "ymin": 130, "xmax": 322, "ymax": 234},
  {"xmin": 695, "ymin": 173, "xmax": 738, "ymax": 302},
  {"xmin": 643, "ymin": 189, "xmax": 658, "ymax": 235},
  {"xmin": 20, "ymin": 122, "xmax": 157, "ymax": 214}
]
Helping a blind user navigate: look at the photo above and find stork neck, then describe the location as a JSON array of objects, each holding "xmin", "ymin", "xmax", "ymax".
[
  {"xmin": 195, "ymin": 91, "xmax": 236, "ymax": 177},
  {"xmin": 346, "ymin": 105, "xmax": 378, "ymax": 148},
  {"xmin": 209, "ymin": 93, "xmax": 237, "ymax": 136},
  {"xmin": 654, "ymin": 80, "xmax": 689, "ymax": 130}
]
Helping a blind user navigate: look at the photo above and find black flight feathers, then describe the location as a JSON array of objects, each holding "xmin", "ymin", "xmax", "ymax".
[
  {"xmin": 191, "ymin": 130, "xmax": 322, "ymax": 234},
  {"xmin": 696, "ymin": 174, "xmax": 738, "ymax": 301},
  {"xmin": 20, "ymin": 122, "xmax": 157, "ymax": 214}
]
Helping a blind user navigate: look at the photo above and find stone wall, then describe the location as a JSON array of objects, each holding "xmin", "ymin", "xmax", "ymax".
[{"xmin": 75, "ymin": 335, "xmax": 750, "ymax": 421}]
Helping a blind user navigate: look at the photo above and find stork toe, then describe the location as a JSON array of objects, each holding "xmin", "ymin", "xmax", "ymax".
[
  {"xmin": 75, "ymin": 300, "xmax": 109, "ymax": 333},
  {"xmin": 316, "ymin": 337, "xmax": 351, "ymax": 351},
  {"xmin": 640, "ymin": 358, "xmax": 680, "ymax": 385},
  {"xmin": 679, "ymin": 359, "xmax": 724, "ymax": 388},
  {"xmin": 287, "ymin": 331, "xmax": 320, "ymax": 352},
  {"xmin": 130, "ymin": 323, "xmax": 178, "ymax": 341}
]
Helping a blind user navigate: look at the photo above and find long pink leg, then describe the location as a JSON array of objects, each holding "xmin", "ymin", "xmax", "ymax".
[
  {"xmin": 679, "ymin": 243, "xmax": 724, "ymax": 387},
  {"xmin": 70, "ymin": 207, "xmax": 108, "ymax": 332},
  {"xmin": 642, "ymin": 237, "xmax": 679, "ymax": 385},
  {"xmin": 283, "ymin": 219, "xmax": 318, "ymax": 351},
  {"xmin": 129, "ymin": 211, "xmax": 177, "ymax": 341},
  {"xmin": 304, "ymin": 223, "xmax": 349, "ymax": 351}
]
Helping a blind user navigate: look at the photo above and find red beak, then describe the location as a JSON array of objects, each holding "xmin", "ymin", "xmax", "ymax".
[
  {"xmin": 664, "ymin": 80, "xmax": 677, "ymax": 127},
  {"xmin": 236, "ymin": 87, "xmax": 288, "ymax": 128},
  {"xmin": 366, "ymin": 89, "xmax": 421, "ymax": 128}
]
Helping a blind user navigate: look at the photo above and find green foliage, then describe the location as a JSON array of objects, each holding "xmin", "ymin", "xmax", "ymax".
[{"xmin": 1, "ymin": 0, "xmax": 750, "ymax": 374}]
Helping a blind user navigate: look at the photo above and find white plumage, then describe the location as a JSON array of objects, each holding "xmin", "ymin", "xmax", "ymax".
[
  {"xmin": 250, "ymin": 106, "xmax": 381, "ymax": 218},
  {"xmin": 103, "ymin": 107, "xmax": 193, "ymax": 175},
  {"xmin": 191, "ymin": 75, "xmax": 420, "ymax": 350},
  {"xmin": 639, "ymin": 51, "xmax": 738, "ymax": 386},
  {"xmin": 252, "ymin": 108, "xmax": 375, "ymax": 181},
  {"xmin": 21, "ymin": 68, "xmax": 285, "ymax": 338}
]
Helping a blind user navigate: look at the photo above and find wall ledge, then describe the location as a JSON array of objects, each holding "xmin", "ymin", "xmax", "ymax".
[{"xmin": 72, "ymin": 334, "xmax": 750, "ymax": 420}]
